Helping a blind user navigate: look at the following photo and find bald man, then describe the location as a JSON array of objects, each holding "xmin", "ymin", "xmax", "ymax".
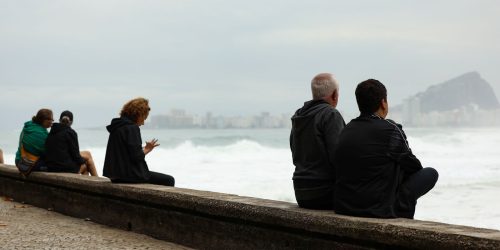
[{"xmin": 290, "ymin": 73, "xmax": 346, "ymax": 209}]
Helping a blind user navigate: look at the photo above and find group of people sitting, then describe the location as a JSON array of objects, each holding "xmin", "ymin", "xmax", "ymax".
[
  {"xmin": 12, "ymin": 97, "xmax": 175, "ymax": 187},
  {"xmin": 290, "ymin": 73, "xmax": 439, "ymax": 219},
  {"xmin": 5, "ymin": 73, "xmax": 438, "ymax": 219}
]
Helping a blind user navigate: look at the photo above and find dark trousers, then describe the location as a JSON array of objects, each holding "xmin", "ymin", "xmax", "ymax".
[
  {"xmin": 397, "ymin": 167, "xmax": 439, "ymax": 218},
  {"xmin": 293, "ymin": 179, "xmax": 335, "ymax": 210},
  {"xmin": 111, "ymin": 171, "xmax": 175, "ymax": 187},
  {"xmin": 149, "ymin": 171, "xmax": 175, "ymax": 187}
]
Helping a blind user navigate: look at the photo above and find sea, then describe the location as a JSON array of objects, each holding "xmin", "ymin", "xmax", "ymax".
[{"xmin": 1, "ymin": 127, "xmax": 499, "ymax": 230}]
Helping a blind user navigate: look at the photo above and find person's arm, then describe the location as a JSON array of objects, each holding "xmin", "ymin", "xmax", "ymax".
[
  {"xmin": 324, "ymin": 110, "xmax": 345, "ymax": 166},
  {"xmin": 67, "ymin": 130, "xmax": 86, "ymax": 165},
  {"xmin": 125, "ymin": 126, "xmax": 146, "ymax": 163},
  {"xmin": 387, "ymin": 121, "xmax": 422, "ymax": 174}
]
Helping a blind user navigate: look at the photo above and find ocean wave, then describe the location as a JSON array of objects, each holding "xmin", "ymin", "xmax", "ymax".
[{"xmin": 3, "ymin": 130, "xmax": 500, "ymax": 230}]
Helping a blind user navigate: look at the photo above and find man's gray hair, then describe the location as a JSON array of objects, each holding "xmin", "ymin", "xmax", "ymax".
[{"xmin": 311, "ymin": 73, "xmax": 339, "ymax": 100}]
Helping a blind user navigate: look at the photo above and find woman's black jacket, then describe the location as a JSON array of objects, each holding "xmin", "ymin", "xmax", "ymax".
[
  {"xmin": 45, "ymin": 123, "xmax": 86, "ymax": 173},
  {"xmin": 103, "ymin": 117, "xmax": 150, "ymax": 182}
]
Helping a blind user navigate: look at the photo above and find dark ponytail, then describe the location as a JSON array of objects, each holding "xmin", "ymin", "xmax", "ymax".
[{"xmin": 60, "ymin": 116, "xmax": 71, "ymax": 126}]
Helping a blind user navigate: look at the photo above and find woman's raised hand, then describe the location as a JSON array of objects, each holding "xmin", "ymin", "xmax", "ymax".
[{"xmin": 144, "ymin": 138, "xmax": 160, "ymax": 155}]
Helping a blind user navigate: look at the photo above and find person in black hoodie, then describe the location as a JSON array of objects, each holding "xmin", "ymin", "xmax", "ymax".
[
  {"xmin": 334, "ymin": 79, "xmax": 438, "ymax": 219},
  {"xmin": 45, "ymin": 110, "xmax": 98, "ymax": 176},
  {"xmin": 290, "ymin": 73, "xmax": 345, "ymax": 209},
  {"xmin": 103, "ymin": 97, "xmax": 174, "ymax": 186}
]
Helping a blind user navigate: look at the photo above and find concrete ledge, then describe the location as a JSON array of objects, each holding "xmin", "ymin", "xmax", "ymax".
[{"xmin": 1, "ymin": 164, "xmax": 499, "ymax": 249}]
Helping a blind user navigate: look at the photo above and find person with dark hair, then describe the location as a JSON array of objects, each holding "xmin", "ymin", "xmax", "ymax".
[
  {"xmin": 334, "ymin": 79, "xmax": 438, "ymax": 219},
  {"xmin": 45, "ymin": 111, "xmax": 98, "ymax": 176},
  {"xmin": 290, "ymin": 73, "xmax": 345, "ymax": 209},
  {"xmin": 103, "ymin": 97, "xmax": 175, "ymax": 186},
  {"xmin": 15, "ymin": 109, "xmax": 54, "ymax": 171}
]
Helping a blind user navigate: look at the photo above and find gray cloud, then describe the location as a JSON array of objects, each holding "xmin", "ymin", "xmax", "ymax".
[{"xmin": 1, "ymin": 0, "xmax": 499, "ymax": 128}]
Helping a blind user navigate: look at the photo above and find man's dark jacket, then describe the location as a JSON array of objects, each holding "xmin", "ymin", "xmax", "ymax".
[
  {"xmin": 334, "ymin": 114, "xmax": 422, "ymax": 218},
  {"xmin": 290, "ymin": 100, "xmax": 345, "ymax": 182},
  {"xmin": 45, "ymin": 123, "xmax": 86, "ymax": 173},
  {"xmin": 103, "ymin": 117, "xmax": 150, "ymax": 182}
]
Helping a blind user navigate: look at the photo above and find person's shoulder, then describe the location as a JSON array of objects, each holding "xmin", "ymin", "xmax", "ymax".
[
  {"xmin": 318, "ymin": 103, "xmax": 340, "ymax": 113},
  {"xmin": 385, "ymin": 119, "xmax": 404, "ymax": 130},
  {"xmin": 322, "ymin": 106, "xmax": 344, "ymax": 119},
  {"xmin": 122, "ymin": 123, "xmax": 140, "ymax": 133},
  {"xmin": 67, "ymin": 127, "xmax": 79, "ymax": 136}
]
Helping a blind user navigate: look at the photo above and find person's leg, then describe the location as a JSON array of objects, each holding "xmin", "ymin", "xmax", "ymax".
[
  {"xmin": 80, "ymin": 151, "xmax": 98, "ymax": 176},
  {"xmin": 293, "ymin": 180, "xmax": 335, "ymax": 210},
  {"xmin": 396, "ymin": 167, "xmax": 439, "ymax": 218},
  {"xmin": 79, "ymin": 164, "xmax": 89, "ymax": 175},
  {"xmin": 0, "ymin": 149, "xmax": 4, "ymax": 164},
  {"xmin": 148, "ymin": 171, "xmax": 175, "ymax": 187},
  {"xmin": 402, "ymin": 167, "xmax": 439, "ymax": 200}
]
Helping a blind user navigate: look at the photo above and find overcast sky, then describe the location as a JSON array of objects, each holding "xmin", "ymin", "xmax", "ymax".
[{"xmin": 1, "ymin": 0, "xmax": 499, "ymax": 129}]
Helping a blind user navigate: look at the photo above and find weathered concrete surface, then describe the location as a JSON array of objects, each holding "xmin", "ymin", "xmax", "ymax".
[
  {"xmin": 0, "ymin": 196, "xmax": 191, "ymax": 249},
  {"xmin": 1, "ymin": 164, "xmax": 500, "ymax": 249}
]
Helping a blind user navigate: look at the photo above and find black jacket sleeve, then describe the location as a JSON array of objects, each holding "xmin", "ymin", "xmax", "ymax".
[
  {"xmin": 387, "ymin": 121, "xmax": 422, "ymax": 175},
  {"xmin": 125, "ymin": 125, "xmax": 146, "ymax": 164},
  {"xmin": 67, "ymin": 129, "xmax": 86, "ymax": 165}
]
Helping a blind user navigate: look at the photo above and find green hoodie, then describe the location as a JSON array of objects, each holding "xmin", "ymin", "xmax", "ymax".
[{"xmin": 15, "ymin": 121, "xmax": 49, "ymax": 161}]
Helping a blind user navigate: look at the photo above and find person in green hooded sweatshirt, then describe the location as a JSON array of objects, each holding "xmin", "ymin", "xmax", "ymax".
[{"xmin": 15, "ymin": 109, "xmax": 54, "ymax": 171}]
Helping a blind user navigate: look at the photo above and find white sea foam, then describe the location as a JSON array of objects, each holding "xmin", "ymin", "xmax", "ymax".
[
  {"xmin": 407, "ymin": 129, "xmax": 500, "ymax": 229},
  {"xmin": 87, "ymin": 139, "xmax": 296, "ymax": 202}
]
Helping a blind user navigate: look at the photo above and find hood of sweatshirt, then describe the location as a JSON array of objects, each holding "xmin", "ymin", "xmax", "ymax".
[
  {"xmin": 23, "ymin": 120, "xmax": 48, "ymax": 136},
  {"xmin": 49, "ymin": 122, "xmax": 71, "ymax": 135},
  {"xmin": 291, "ymin": 99, "xmax": 332, "ymax": 132},
  {"xmin": 106, "ymin": 116, "xmax": 135, "ymax": 133}
]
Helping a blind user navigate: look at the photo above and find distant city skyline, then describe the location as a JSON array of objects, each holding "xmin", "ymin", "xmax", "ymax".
[{"xmin": 146, "ymin": 109, "xmax": 291, "ymax": 129}]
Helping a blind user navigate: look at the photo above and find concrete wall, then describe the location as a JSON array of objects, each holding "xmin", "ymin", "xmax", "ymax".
[{"xmin": 1, "ymin": 164, "xmax": 500, "ymax": 250}]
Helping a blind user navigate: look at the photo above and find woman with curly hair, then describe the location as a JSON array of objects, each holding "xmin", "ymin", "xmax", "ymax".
[{"xmin": 103, "ymin": 97, "xmax": 175, "ymax": 186}]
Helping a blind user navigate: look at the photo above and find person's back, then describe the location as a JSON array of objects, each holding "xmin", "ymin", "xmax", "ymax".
[
  {"xmin": 335, "ymin": 115, "xmax": 417, "ymax": 217},
  {"xmin": 103, "ymin": 116, "xmax": 150, "ymax": 182},
  {"xmin": 291, "ymin": 101, "xmax": 343, "ymax": 180},
  {"xmin": 334, "ymin": 79, "xmax": 438, "ymax": 219},
  {"xmin": 45, "ymin": 122, "xmax": 82, "ymax": 172},
  {"xmin": 15, "ymin": 109, "xmax": 53, "ymax": 168},
  {"xmin": 290, "ymin": 73, "xmax": 345, "ymax": 209},
  {"xmin": 45, "ymin": 111, "xmax": 91, "ymax": 174}
]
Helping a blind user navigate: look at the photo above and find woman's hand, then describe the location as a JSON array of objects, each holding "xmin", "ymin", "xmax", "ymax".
[{"xmin": 144, "ymin": 138, "xmax": 160, "ymax": 155}]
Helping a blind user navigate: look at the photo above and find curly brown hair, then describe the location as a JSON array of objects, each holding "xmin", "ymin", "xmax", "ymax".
[{"xmin": 120, "ymin": 97, "xmax": 150, "ymax": 123}]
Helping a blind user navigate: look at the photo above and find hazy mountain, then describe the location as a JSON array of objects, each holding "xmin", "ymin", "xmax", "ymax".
[{"xmin": 393, "ymin": 72, "xmax": 499, "ymax": 113}]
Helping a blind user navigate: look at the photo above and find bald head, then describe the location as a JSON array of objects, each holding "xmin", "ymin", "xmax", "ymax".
[{"xmin": 311, "ymin": 73, "xmax": 339, "ymax": 100}]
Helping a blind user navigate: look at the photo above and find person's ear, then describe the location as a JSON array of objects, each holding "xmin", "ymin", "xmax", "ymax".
[
  {"xmin": 331, "ymin": 90, "xmax": 338, "ymax": 101},
  {"xmin": 382, "ymin": 98, "xmax": 389, "ymax": 115}
]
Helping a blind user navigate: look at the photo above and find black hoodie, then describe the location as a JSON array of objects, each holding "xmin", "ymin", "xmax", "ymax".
[
  {"xmin": 290, "ymin": 100, "xmax": 345, "ymax": 181},
  {"xmin": 103, "ymin": 117, "xmax": 150, "ymax": 182},
  {"xmin": 45, "ymin": 123, "xmax": 86, "ymax": 173}
]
